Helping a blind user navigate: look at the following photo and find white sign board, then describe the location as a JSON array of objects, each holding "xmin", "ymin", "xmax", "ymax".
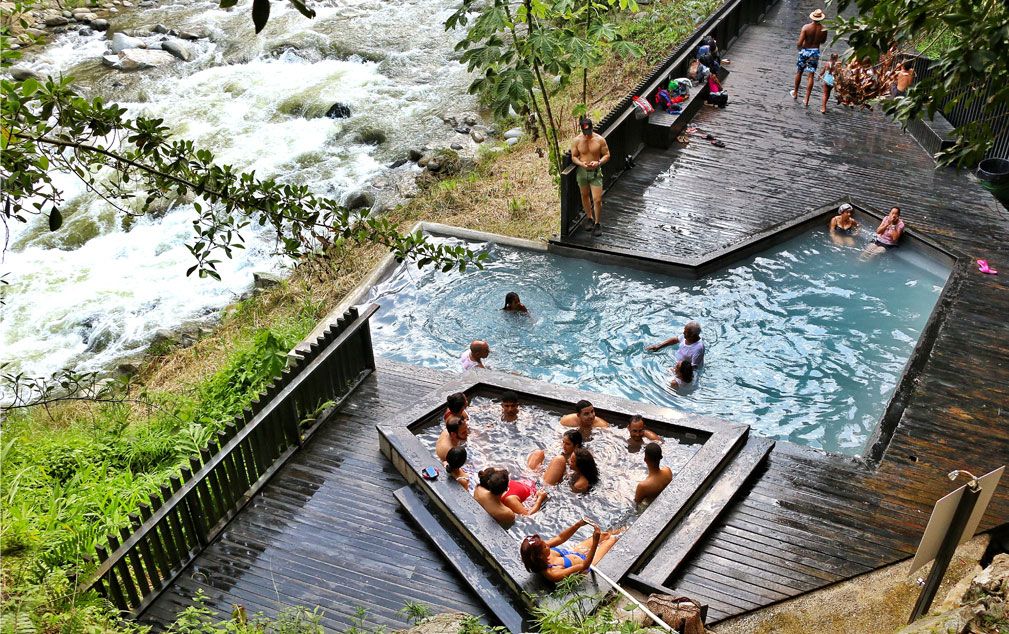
[{"xmin": 909, "ymin": 466, "xmax": 1004, "ymax": 576}]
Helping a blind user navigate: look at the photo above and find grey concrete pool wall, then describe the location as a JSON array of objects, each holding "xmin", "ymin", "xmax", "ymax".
[{"xmin": 377, "ymin": 370, "xmax": 750, "ymax": 615}]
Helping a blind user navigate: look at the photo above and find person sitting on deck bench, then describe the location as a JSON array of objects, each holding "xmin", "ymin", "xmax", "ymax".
[
  {"xmin": 444, "ymin": 391, "xmax": 469, "ymax": 422},
  {"xmin": 560, "ymin": 400, "xmax": 610, "ymax": 439},
  {"xmin": 500, "ymin": 391, "xmax": 520, "ymax": 422},
  {"xmin": 519, "ymin": 518, "xmax": 622, "ymax": 582},
  {"xmin": 436, "ymin": 415, "xmax": 469, "ymax": 461},
  {"xmin": 459, "ymin": 339, "xmax": 490, "ymax": 371},
  {"xmin": 646, "ymin": 321, "xmax": 706, "ymax": 370},
  {"xmin": 635, "ymin": 442, "xmax": 673, "ymax": 506},
  {"xmin": 571, "ymin": 117, "xmax": 610, "ymax": 237},
  {"xmin": 527, "ymin": 429, "xmax": 583, "ymax": 485},
  {"xmin": 474, "ymin": 467, "xmax": 547, "ymax": 526},
  {"xmin": 627, "ymin": 415, "xmax": 661, "ymax": 451}
]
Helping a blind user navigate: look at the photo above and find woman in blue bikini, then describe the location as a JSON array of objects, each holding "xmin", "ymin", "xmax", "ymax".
[
  {"xmin": 519, "ymin": 518, "xmax": 622, "ymax": 582},
  {"xmin": 819, "ymin": 52, "xmax": 839, "ymax": 114}
]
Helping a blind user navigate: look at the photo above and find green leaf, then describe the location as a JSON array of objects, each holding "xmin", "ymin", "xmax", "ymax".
[
  {"xmin": 252, "ymin": 0, "xmax": 271, "ymax": 33},
  {"xmin": 21, "ymin": 77, "xmax": 38, "ymax": 97},
  {"xmin": 48, "ymin": 208, "xmax": 63, "ymax": 231}
]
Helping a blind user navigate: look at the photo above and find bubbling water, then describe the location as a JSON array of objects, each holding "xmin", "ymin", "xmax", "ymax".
[{"xmin": 415, "ymin": 396, "xmax": 701, "ymax": 539}]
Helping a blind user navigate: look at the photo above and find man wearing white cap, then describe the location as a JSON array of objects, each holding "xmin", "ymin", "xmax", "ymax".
[{"xmin": 791, "ymin": 8, "xmax": 828, "ymax": 106}]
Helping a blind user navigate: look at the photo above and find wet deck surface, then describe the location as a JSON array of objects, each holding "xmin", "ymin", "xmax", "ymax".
[
  {"xmin": 145, "ymin": 0, "xmax": 1009, "ymax": 627},
  {"xmin": 140, "ymin": 360, "xmax": 487, "ymax": 631}
]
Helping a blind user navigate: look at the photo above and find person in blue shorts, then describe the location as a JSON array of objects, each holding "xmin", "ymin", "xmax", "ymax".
[{"xmin": 791, "ymin": 9, "xmax": 828, "ymax": 107}]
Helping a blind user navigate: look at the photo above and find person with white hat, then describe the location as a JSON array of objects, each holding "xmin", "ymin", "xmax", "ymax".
[
  {"xmin": 791, "ymin": 8, "xmax": 828, "ymax": 106},
  {"xmin": 829, "ymin": 202, "xmax": 859, "ymax": 246}
]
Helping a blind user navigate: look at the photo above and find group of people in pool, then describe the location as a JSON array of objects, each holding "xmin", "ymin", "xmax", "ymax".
[
  {"xmin": 829, "ymin": 203, "xmax": 905, "ymax": 258},
  {"xmin": 434, "ymin": 392, "xmax": 677, "ymax": 581}
]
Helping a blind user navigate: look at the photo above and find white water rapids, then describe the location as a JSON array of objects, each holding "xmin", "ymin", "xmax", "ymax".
[{"xmin": 1, "ymin": 0, "xmax": 481, "ymax": 379}]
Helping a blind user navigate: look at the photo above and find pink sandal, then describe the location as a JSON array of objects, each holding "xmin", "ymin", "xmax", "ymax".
[{"xmin": 977, "ymin": 259, "xmax": 998, "ymax": 275}]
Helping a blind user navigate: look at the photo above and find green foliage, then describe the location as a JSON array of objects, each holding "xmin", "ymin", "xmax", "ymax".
[
  {"xmin": 834, "ymin": 0, "xmax": 1009, "ymax": 167},
  {"xmin": 619, "ymin": 0, "xmax": 724, "ymax": 63},
  {"xmin": 528, "ymin": 577, "xmax": 647, "ymax": 634},
  {"xmin": 396, "ymin": 601, "xmax": 432, "ymax": 626},
  {"xmin": 456, "ymin": 615, "xmax": 508, "ymax": 634}
]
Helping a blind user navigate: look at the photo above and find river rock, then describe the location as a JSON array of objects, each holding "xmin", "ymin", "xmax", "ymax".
[
  {"xmin": 506, "ymin": 137, "xmax": 519, "ymax": 146},
  {"xmin": 151, "ymin": 328, "xmax": 177, "ymax": 348},
  {"xmin": 407, "ymin": 148, "xmax": 423, "ymax": 161},
  {"xmin": 118, "ymin": 48, "xmax": 176, "ymax": 70},
  {"xmin": 441, "ymin": 115, "xmax": 458, "ymax": 127},
  {"xmin": 450, "ymin": 143, "xmax": 463, "ymax": 150},
  {"xmin": 25, "ymin": 27, "xmax": 47, "ymax": 39},
  {"xmin": 44, "ymin": 14, "xmax": 68, "ymax": 25},
  {"xmin": 355, "ymin": 127, "xmax": 386, "ymax": 145},
  {"xmin": 503, "ymin": 127, "xmax": 524, "ymax": 140},
  {"xmin": 178, "ymin": 28, "xmax": 207, "ymax": 40},
  {"xmin": 121, "ymin": 1, "xmax": 133, "ymax": 6},
  {"xmin": 160, "ymin": 39, "xmax": 193, "ymax": 61},
  {"xmin": 344, "ymin": 190, "xmax": 375, "ymax": 210},
  {"xmin": 72, "ymin": 7, "xmax": 91, "ymax": 15},
  {"xmin": 84, "ymin": 325, "xmax": 115, "ymax": 353},
  {"xmin": 387, "ymin": 158, "xmax": 407, "ymax": 169},
  {"xmin": 416, "ymin": 152, "xmax": 433, "ymax": 167},
  {"xmin": 52, "ymin": 26, "xmax": 67, "ymax": 33},
  {"xmin": 116, "ymin": 362, "xmax": 141, "ymax": 377},
  {"xmin": 111, "ymin": 32, "xmax": 146, "ymax": 53},
  {"xmin": 427, "ymin": 158, "xmax": 444, "ymax": 172},
  {"xmin": 139, "ymin": 1, "xmax": 154, "ymax": 6},
  {"xmin": 102, "ymin": 54, "xmax": 120, "ymax": 67},
  {"xmin": 253, "ymin": 271, "xmax": 284, "ymax": 290},
  {"xmin": 152, "ymin": 24, "xmax": 169, "ymax": 33},
  {"xmin": 90, "ymin": 19, "xmax": 109, "ymax": 30},
  {"xmin": 397, "ymin": 175, "xmax": 419, "ymax": 198},
  {"xmin": 10, "ymin": 66, "xmax": 42, "ymax": 81},
  {"xmin": 325, "ymin": 102, "xmax": 351, "ymax": 119},
  {"xmin": 470, "ymin": 129, "xmax": 486, "ymax": 143},
  {"xmin": 76, "ymin": 13, "xmax": 97, "ymax": 22},
  {"xmin": 461, "ymin": 112, "xmax": 478, "ymax": 126},
  {"xmin": 61, "ymin": 9, "xmax": 72, "ymax": 17}
]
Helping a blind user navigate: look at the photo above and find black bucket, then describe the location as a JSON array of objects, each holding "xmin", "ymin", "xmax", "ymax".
[{"xmin": 977, "ymin": 158, "xmax": 1009, "ymax": 203}]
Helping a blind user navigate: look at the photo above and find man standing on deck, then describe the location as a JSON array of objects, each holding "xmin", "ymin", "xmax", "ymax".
[
  {"xmin": 571, "ymin": 117, "xmax": 610, "ymax": 237},
  {"xmin": 791, "ymin": 9, "xmax": 828, "ymax": 106}
]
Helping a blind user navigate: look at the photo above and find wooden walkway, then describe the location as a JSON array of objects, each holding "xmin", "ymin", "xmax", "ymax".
[
  {"xmin": 560, "ymin": 0, "xmax": 1009, "ymax": 621},
  {"xmin": 144, "ymin": 0, "xmax": 1009, "ymax": 627},
  {"xmin": 140, "ymin": 360, "xmax": 487, "ymax": 631}
]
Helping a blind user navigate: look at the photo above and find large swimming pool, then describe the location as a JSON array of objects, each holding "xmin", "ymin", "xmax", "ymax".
[{"xmin": 367, "ymin": 229, "xmax": 950, "ymax": 455}]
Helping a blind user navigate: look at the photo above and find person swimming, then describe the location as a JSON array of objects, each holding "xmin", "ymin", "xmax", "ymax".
[
  {"xmin": 445, "ymin": 445, "xmax": 474, "ymax": 492},
  {"xmin": 670, "ymin": 359, "xmax": 695, "ymax": 390},
  {"xmin": 527, "ymin": 429, "xmax": 583, "ymax": 485},
  {"xmin": 568, "ymin": 447, "xmax": 599, "ymax": 493},
  {"xmin": 500, "ymin": 391, "xmax": 520, "ymax": 422},
  {"xmin": 503, "ymin": 292, "xmax": 528, "ymax": 312},
  {"xmin": 474, "ymin": 467, "xmax": 547, "ymax": 526}
]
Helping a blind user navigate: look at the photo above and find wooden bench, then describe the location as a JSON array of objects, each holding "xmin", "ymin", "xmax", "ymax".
[
  {"xmin": 906, "ymin": 111, "xmax": 956, "ymax": 161},
  {"xmin": 646, "ymin": 68, "xmax": 729, "ymax": 149}
]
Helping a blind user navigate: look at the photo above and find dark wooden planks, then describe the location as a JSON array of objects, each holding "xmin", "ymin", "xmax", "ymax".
[{"xmin": 141, "ymin": 359, "xmax": 487, "ymax": 631}]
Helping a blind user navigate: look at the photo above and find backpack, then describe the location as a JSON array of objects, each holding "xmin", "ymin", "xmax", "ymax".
[
  {"xmin": 631, "ymin": 95, "xmax": 654, "ymax": 119},
  {"xmin": 669, "ymin": 78, "xmax": 692, "ymax": 98},
  {"xmin": 653, "ymin": 89, "xmax": 681, "ymax": 114}
]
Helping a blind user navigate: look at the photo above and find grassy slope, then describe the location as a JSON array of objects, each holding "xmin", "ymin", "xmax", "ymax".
[{"xmin": 0, "ymin": 1, "xmax": 721, "ymax": 632}]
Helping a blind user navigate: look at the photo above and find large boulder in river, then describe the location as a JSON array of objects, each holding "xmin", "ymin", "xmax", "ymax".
[
  {"xmin": 90, "ymin": 19, "xmax": 110, "ymax": 31},
  {"xmin": 118, "ymin": 48, "xmax": 177, "ymax": 70},
  {"xmin": 160, "ymin": 39, "xmax": 194, "ymax": 61},
  {"xmin": 110, "ymin": 32, "xmax": 146, "ymax": 53},
  {"xmin": 344, "ymin": 190, "xmax": 375, "ymax": 210},
  {"xmin": 325, "ymin": 102, "xmax": 351, "ymax": 119},
  {"xmin": 354, "ymin": 127, "xmax": 386, "ymax": 145},
  {"xmin": 253, "ymin": 271, "xmax": 284, "ymax": 290},
  {"xmin": 9, "ymin": 66, "xmax": 42, "ymax": 82}
]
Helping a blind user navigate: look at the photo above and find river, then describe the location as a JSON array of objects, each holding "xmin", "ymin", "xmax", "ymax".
[{"xmin": 1, "ymin": 0, "xmax": 480, "ymax": 379}]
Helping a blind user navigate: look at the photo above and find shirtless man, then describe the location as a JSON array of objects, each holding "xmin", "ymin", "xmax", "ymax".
[
  {"xmin": 890, "ymin": 59, "xmax": 914, "ymax": 97},
  {"xmin": 627, "ymin": 415, "xmax": 661, "ymax": 451},
  {"xmin": 436, "ymin": 415, "xmax": 469, "ymax": 461},
  {"xmin": 570, "ymin": 117, "xmax": 610, "ymax": 237},
  {"xmin": 560, "ymin": 400, "xmax": 610, "ymax": 439},
  {"xmin": 635, "ymin": 443, "xmax": 673, "ymax": 505},
  {"xmin": 500, "ymin": 391, "xmax": 520, "ymax": 422},
  {"xmin": 791, "ymin": 9, "xmax": 828, "ymax": 107}
]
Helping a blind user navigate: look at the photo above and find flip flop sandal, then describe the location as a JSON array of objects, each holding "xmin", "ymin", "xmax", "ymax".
[
  {"xmin": 703, "ymin": 134, "xmax": 715, "ymax": 140},
  {"xmin": 711, "ymin": 140, "xmax": 726, "ymax": 148},
  {"xmin": 677, "ymin": 135, "xmax": 690, "ymax": 143},
  {"xmin": 686, "ymin": 126, "xmax": 699, "ymax": 133},
  {"xmin": 978, "ymin": 259, "xmax": 999, "ymax": 274}
]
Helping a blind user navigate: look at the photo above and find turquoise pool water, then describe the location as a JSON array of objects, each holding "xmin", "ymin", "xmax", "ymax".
[{"xmin": 368, "ymin": 229, "xmax": 950, "ymax": 455}]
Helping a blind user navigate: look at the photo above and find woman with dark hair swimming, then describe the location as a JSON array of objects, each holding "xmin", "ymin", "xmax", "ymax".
[
  {"xmin": 502, "ymin": 292, "xmax": 528, "ymax": 312},
  {"xmin": 568, "ymin": 448, "xmax": 598, "ymax": 493},
  {"xmin": 519, "ymin": 518, "xmax": 621, "ymax": 582}
]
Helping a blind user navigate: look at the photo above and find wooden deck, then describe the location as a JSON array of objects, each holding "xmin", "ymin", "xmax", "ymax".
[
  {"xmin": 143, "ymin": 0, "xmax": 1009, "ymax": 627},
  {"xmin": 140, "ymin": 360, "xmax": 488, "ymax": 631}
]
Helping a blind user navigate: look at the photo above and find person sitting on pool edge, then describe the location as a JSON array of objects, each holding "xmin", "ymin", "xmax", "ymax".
[
  {"xmin": 527, "ymin": 429, "xmax": 583, "ymax": 485},
  {"xmin": 627, "ymin": 415, "xmax": 661, "ymax": 451},
  {"xmin": 635, "ymin": 442, "xmax": 672, "ymax": 506},
  {"xmin": 560, "ymin": 400, "xmax": 610, "ymax": 439},
  {"xmin": 520, "ymin": 518, "xmax": 621, "ymax": 582},
  {"xmin": 500, "ymin": 391, "xmax": 520, "ymax": 422},
  {"xmin": 646, "ymin": 320, "xmax": 706, "ymax": 370},
  {"xmin": 436, "ymin": 415, "xmax": 469, "ymax": 461},
  {"xmin": 445, "ymin": 391, "xmax": 469, "ymax": 422},
  {"xmin": 460, "ymin": 340, "xmax": 490, "ymax": 371},
  {"xmin": 503, "ymin": 292, "xmax": 528, "ymax": 313},
  {"xmin": 445, "ymin": 445, "xmax": 473, "ymax": 492},
  {"xmin": 569, "ymin": 447, "xmax": 599, "ymax": 493},
  {"xmin": 474, "ymin": 468, "xmax": 547, "ymax": 526}
]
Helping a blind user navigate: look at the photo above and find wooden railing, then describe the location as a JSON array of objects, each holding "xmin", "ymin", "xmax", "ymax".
[
  {"xmin": 83, "ymin": 304, "xmax": 380, "ymax": 616},
  {"xmin": 559, "ymin": 0, "xmax": 777, "ymax": 237}
]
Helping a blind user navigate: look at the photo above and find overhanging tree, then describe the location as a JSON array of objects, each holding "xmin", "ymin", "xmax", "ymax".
[{"xmin": 834, "ymin": 0, "xmax": 1009, "ymax": 167}]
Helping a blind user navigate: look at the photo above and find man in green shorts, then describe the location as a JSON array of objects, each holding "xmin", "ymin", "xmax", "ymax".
[{"xmin": 571, "ymin": 117, "xmax": 610, "ymax": 236}]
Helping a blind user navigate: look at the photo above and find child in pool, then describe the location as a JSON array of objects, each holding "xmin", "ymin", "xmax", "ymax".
[
  {"xmin": 503, "ymin": 292, "xmax": 528, "ymax": 312},
  {"xmin": 500, "ymin": 391, "xmax": 520, "ymax": 422}
]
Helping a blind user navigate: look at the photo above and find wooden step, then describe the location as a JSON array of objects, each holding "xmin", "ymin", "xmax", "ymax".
[
  {"xmin": 627, "ymin": 436, "xmax": 775, "ymax": 593},
  {"xmin": 393, "ymin": 485, "xmax": 527, "ymax": 634}
]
